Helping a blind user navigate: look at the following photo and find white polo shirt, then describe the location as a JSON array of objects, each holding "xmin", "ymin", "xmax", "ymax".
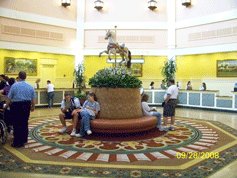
[
  {"xmin": 164, "ymin": 84, "xmax": 179, "ymax": 100},
  {"xmin": 47, "ymin": 83, "xmax": 54, "ymax": 93}
]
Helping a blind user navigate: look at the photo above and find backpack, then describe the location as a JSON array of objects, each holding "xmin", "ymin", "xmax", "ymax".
[{"xmin": 64, "ymin": 97, "xmax": 78, "ymax": 111}]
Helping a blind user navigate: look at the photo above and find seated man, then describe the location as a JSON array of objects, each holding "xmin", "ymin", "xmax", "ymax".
[{"xmin": 58, "ymin": 93, "xmax": 81, "ymax": 136}]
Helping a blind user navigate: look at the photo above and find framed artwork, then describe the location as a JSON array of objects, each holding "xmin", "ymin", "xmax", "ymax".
[
  {"xmin": 131, "ymin": 63, "xmax": 142, "ymax": 77},
  {"xmin": 4, "ymin": 57, "xmax": 37, "ymax": 76},
  {"xmin": 217, "ymin": 60, "xmax": 237, "ymax": 77}
]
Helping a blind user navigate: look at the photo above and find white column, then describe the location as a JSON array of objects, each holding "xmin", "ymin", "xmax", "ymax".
[
  {"xmin": 75, "ymin": 0, "xmax": 86, "ymax": 67},
  {"xmin": 167, "ymin": 0, "xmax": 176, "ymax": 61}
]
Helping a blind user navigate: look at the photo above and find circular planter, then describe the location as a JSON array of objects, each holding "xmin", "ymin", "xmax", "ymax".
[{"xmin": 91, "ymin": 88, "xmax": 143, "ymax": 119}]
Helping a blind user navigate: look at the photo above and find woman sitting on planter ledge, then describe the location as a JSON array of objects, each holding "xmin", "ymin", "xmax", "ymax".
[
  {"xmin": 72, "ymin": 92, "xmax": 100, "ymax": 137},
  {"xmin": 141, "ymin": 94, "xmax": 164, "ymax": 131}
]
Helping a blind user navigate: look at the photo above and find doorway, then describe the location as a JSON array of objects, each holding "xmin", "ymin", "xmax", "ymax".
[{"xmin": 40, "ymin": 64, "xmax": 56, "ymax": 88}]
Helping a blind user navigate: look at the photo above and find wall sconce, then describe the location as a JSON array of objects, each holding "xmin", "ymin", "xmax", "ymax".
[
  {"xmin": 182, "ymin": 0, "xmax": 191, "ymax": 7},
  {"xmin": 94, "ymin": 0, "xmax": 104, "ymax": 11},
  {"xmin": 148, "ymin": 0, "xmax": 157, "ymax": 11},
  {"xmin": 61, "ymin": 0, "xmax": 71, "ymax": 7}
]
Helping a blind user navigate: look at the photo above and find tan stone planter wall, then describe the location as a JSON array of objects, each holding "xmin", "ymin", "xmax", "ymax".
[{"xmin": 91, "ymin": 88, "xmax": 143, "ymax": 119}]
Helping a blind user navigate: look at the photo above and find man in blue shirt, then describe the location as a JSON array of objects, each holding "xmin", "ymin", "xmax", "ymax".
[{"xmin": 6, "ymin": 71, "xmax": 35, "ymax": 148}]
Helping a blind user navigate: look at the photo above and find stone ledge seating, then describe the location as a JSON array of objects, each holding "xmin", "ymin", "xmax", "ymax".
[
  {"xmin": 77, "ymin": 88, "xmax": 157, "ymax": 134},
  {"xmin": 78, "ymin": 115, "xmax": 157, "ymax": 133}
]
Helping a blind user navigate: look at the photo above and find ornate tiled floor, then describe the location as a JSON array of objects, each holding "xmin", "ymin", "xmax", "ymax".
[
  {"xmin": 1, "ymin": 108, "xmax": 237, "ymax": 178},
  {"xmin": 22, "ymin": 117, "xmax": 224, "ymax": 164}
]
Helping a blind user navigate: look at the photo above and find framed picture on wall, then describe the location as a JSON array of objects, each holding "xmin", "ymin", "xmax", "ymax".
[
  {"xmin": 4, "ymin": 57, "xmax": 37, "ymax": 76},
  {"xmin": 217, "ymin": 60, "xmax": 237, "ymax": 77},
  {"xmin": 131, "ymin": 63, "xmax": 143, "ymax": 77}
]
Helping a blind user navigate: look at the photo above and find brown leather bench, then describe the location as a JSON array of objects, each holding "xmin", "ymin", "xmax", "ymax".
[
  {"xmin": 87, "ymin": 116, "xmax": 157, "ymax": 133},
  {"xmin": 77, "ymin": 97, "xmax": 157, "ymax": 134}
]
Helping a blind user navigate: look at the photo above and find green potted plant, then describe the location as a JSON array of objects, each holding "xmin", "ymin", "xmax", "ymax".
[
  {"xmin": 161, "ymin": 59, "xmax": 177, "ymax": 85},
  {"xmin": 89, "ymin": 67, "xmax": 142, "ymax": 88},
  {"xmin": 74, "ymin": 63, "xmax": 86, "ymax": 102},
  {"xmin": 89, "ymin": 67, "xmax": 143, "ymax": 119}
]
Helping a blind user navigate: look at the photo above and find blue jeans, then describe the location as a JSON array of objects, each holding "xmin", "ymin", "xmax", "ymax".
[
  {"xmin": 47, "ymin": 92, "xmax": 54, "ymax": 108},
  {"xmin": 79, "ymin": 110, "xmax": 93, "ymax": 136},
  {"xmin": 152, "ymin": 112, "xmax": 162, "ymax": 126}
]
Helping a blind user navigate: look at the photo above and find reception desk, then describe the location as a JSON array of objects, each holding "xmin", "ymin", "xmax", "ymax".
[
  {"xmin": 144, "ymin": 89, "xmax": 237, "ymax": 112},
  {"xmin": 35, "ymin": 88, "xmax": 78, "ymax": 106}
]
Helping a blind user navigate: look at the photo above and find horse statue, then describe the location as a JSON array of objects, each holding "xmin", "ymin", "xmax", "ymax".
[{"xmin": 99, "ymin": 30, "xmax": 131, "ymax": 68}]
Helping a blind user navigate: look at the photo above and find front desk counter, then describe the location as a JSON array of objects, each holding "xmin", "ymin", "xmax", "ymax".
[
  {"xmin": 35, "ymin": 88, "xmax": 237, "ymax": 111},
  {"xmin": 144, "ymin": 89, "xmax": 237, "ymax": 112},
  {"xmin": 35, "ymin": 88, "xmax": 78, "ymax": 107}
]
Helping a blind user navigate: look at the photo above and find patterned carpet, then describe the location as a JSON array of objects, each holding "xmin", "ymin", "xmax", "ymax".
[{"xmin": 0, "ymin": 116, "xmax": 237, "ymax": 177}]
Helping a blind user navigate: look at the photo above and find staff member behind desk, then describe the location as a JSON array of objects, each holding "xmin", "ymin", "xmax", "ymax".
[
  {"xmin": 46, "ymin": 80, "xmax": 54, "ymax": 108},
  {"xmin": 58, "ymin": 93, "xmax": 81, "ymax": 136},
  {"xmin": 163, "ymin": 79, "xmax": 179, "ymax": 131},
  {"xmin": 6, "ymin": 71, "xmax": 35, "ymax": 148}
]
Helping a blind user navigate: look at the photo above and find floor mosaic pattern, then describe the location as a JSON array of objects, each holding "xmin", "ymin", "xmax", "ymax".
[
  {"xmin": 26, "ymin": 117, "xmax": 220, "ymax": 163},
  {"xmin": 1, "ymin": 115, "xmax": 237, "ymax": 177}
]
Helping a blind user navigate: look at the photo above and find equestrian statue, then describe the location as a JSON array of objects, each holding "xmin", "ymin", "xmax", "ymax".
[{"xmin": 99, "ymin": 29, "xmax": 132, "ymax": 68}]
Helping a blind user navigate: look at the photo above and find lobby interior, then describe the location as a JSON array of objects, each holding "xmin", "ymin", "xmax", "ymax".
[{"xmin": 0, "ymin": 0, "xmax": 237, "ymax": 178}]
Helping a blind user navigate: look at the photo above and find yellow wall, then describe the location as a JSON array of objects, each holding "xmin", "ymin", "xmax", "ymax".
[
  {"xmin": 0, "ymin": 49, "xmax": 75, "ymax": 88},
  {"xmin": 84, "ymin": 52, "xmax": 237, "ymax": 91},
  {"xmin": 1, "ymin": 49, "xmax": 236, "ymax": 91},
  {"xmin": 138, "ymin": 56, "xmax": 167, "ymax": 88},
  {"xmin": 176, "ymin": 51, "xmax": 237, "ymax": 89},
  {"xmin": 84, "ymin": 55, "xmax": 167, "ymax": 88},
  {"xmin": 84, "ymin": 55, "xmax": 111, "ymax": 83}
]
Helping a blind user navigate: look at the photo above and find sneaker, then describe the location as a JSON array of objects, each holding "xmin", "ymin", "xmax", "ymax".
[
  {"xmin": 70, "ymin": 130, "xmax": 76, "ymax": 136},
  {"xmin": 169, "ymin": 126, "xmax": 175, "ymax": 131},
  {"xmin": 59, "ymin": 127, "xmax": 67, "ymax": 133},
  {"xmin": 157, "ymin": 126, "xmax": 164, "ymax": 131},
  {"xmin": 86, "ymin": 130, "xmax": 92, "ymax": 135},
  {"xmin": 75, "ymin": 133, "xmax": 83, "ymax": 137}
]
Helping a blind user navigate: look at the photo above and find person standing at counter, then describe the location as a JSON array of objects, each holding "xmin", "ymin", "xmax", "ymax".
[
  {"xmin": 176, "ymin": 81, "xmax": 181, "ymax": 89},
  {"xmin": 200, "ymin": 82, "xmax": 207, "ymax": 91},
  {"xmin": 46, "ymin": 80, "xmax": 55, "ymax": 108},
  {"xmin": 34, "ymin": 79, "xmax": 40, "ymax": 89},
  {"xmin": 186, "ymin": 81, "xmax": 192, "ymax": 90},
  {"xmin": 149, "ymin": 81, "xmax": 155, "ymax": 89},
  {"xmin": 163, "ymin": 79, "xmax": 179, "ymax": 131},
  {"xmin": 160, "ymin": 80, "xmax": 166, "ymax": 90}
]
